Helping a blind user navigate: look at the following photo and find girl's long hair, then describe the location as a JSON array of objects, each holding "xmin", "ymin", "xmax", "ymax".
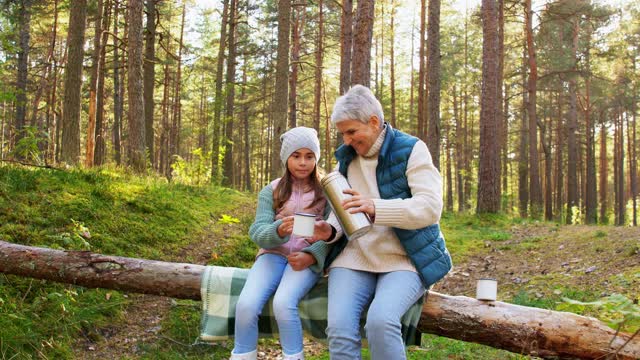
[{"xmin": 273, "ymin": 165, "xmax": 325, "ymax": 211}]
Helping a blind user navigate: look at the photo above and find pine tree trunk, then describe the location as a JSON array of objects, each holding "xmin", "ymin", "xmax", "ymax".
[
  {"xmin": 426, "ymin": 0, "xmax": 441, "ymax": 170},
  {"xmin": 566, "ymin": 20, "xmax": 579, "ymax": 224},
  {"xmin": 271, "ymin": 0, "xmax": 291, "ymax": 179},
  {"xmin": 112, "ymin": 1, "xmax": 122, "ymax": 165},
  {"xmin": 14, "ymin": 0, "xmax": 31, "ymax": 156},
  {"xmin": 94, "ymin": 0, "xmax": 110, "ymax": 166},
  {"xmin": 525, "ymin": 0, "xmax": 542, "ymax": 217},
  {"xmin": 631, "ymin": 57, "xmax": 638, "ymax": 226},
  {"xmin": 61, "ymin": 0, "xmax": 87, "ymax": 165},
  {"xmin": 555, "ymin": 90, "xmax": 564, "ymax": 221},
  {"xmin": 288, "ymin": 5, "xmax": 304, "ymax": 129},
  {"xmin": 417, "ymin": 0, "xmax": 427, "ymax": 140},
  {"xmin": 518, "ymin": 43, "xmax": 529, "ymax": 218},
  {"xmin": 85, "ymin": 0, "xmax": 103, "ymax": 168},
  {"xmin": 498, "ymin": 0, "xmax": 505, "ymax": 207},
  {"xmin": 127, "ymin": 0, "xmax": 147, "ymax": 172},
  {"xmin": 339, "ymin": 0, "xmax": 352, "ymax": 95},
  {"xmin": 313, "ymin": 0, "xmax": 324, "ymax": 134},
  {"xmin": 389, "ymin": 0, "xmax": 396, "ymax": 128},
  {"xmin": 599, "ymin": 120, "xmax": 608, "ymax": 222},
  {"xmin": 167, "ymin": 3, "xmax": 186, "ymax": 179},
  {"xmin": 144, "ymin": 0, "xmax": 157, "ymax": 167},
  {"xmin": 351, "ymin": 0, "xmax": 374, "ymax": 87},
  {"xmin": 222, "ymin": 0, "xmax": 237, "ymax": 187},
  {"xmin": 45, "ymin": 0, "xmax": 59, "ymax": 164},
  {"xmin": 477, "ymin": 0, "xmax": 500, "ymax": 213},
  {"xmin": 211, "ymin": 0, "xmax": 229, "ymax": 182}
]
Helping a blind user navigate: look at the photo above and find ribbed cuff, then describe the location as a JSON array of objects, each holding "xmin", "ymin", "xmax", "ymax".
[{"xmin": 372, "ymin": 198, "xmax": 406, "ymax": 225}]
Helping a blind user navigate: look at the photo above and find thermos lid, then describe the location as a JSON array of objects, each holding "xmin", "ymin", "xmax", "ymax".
[
  {"xmin": 294, "ymin": 212, "xmax": 316, "ymax": 217},
  {"xmin": 320, "ymin": 171, "xmax": 344, "ymax": 187}
]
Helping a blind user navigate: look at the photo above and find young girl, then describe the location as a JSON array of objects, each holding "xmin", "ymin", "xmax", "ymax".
[{"xmin": 231, "ymin": 127, "xmax": 337, "ymax": 360}]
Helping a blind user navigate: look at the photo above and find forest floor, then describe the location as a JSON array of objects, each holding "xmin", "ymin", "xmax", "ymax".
[{"xmin": 71, "ymin": 208, "xmax": 640, "ymax": 359}]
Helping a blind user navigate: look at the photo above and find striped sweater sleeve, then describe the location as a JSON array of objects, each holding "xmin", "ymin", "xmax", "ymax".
[{"xmin": 248, "ymin": 185, "xmax": 287, "ymax": 249}]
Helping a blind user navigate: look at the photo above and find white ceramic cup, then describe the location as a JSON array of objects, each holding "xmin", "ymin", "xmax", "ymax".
[
  {"xmin": 476, "ymin": 278, "xmax": 497, "ymax": 301},
  {"xmin": 292, "ymin": 212, "xmax": 316, "ymax": 237}
]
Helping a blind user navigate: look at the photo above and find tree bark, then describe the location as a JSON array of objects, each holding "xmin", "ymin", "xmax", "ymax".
[
  {"xmin": 351, "ymin": 0, "xmax": 374, "ymax": 87},
  {"xmin": 599, "ymin": 119, "xmax": 608, "ymax": 223},
  {"xmin": 14, "ymin": 0, "xmax": 32, "ymax": 155},
  {"xmin": 525, "ymin": 0, "xmax": 542, "ymax": 218},
  {"xmin": 211, "ymin": 0, "xmax": 229, "ymax": 183},
  {"xmin": 339, "ymin": 0, "xmax": 352, "ymax": 95},
  {"xmin": 1, "ymin": 240, "xmax": 638, "ymax": 360},
  {"xmin": 94, "ymin": 0, "xmax": 110, "ymax": 166},
  {"xmin": 477, "ymin": 0, "xmax": 500, "ymax": 213},
  {"xmin": 127, "ymin": 0, "xmax": 147, "ymax": 172},
  {"xmin": 417, "ymin": 0, "xmax": 427, "ymax": 140},
  {"xmin": 288, "ymin": 4, "xmax": 304, "ymax": 129},
  {"xmin": 85, "ymin": 0, "xmax": 103, "ymax": 168},
  {"xmin": 426, "ymin": 0, "xmax": 441, "ymax": 170},
  {"xmin": 313, "ymin": 0, "xmax": 324, "ymax": 134},
  {"xmin": 222, "ymin": 0, "xmax": 237, "ymax": 187},
  {"xmin": 168, "ymin": 3, "xmax": 186, "ymax": 179},
  {"xmin": 271, "ymin": 0, "xmax": 291, "ymax": 179},
  {"xmin": 61, "ymin": 0, "xmax": 88, "ymax": 165},
  {"xmin": 144, "ymin": 0, "xmax": 157, "ymax": 167},
  {"xmin": 389, "ymin": 0, "xmax": 396, "ymax": 128},
  {"xmin": 519, "ymin": 43, "xmax": 529, "ymax": 218},
  {"xmin": 112, "ymin": 1, "xmax": 122, "ymax": 165},
  {"xmin": 567, "ymin": 20, "xmax": 579, "ymax": 224}
]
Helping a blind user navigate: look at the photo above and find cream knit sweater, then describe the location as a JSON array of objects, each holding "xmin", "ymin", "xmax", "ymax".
[{"xmin": 328, "ymin": 126, "xmax": 443, "ymax": 273}]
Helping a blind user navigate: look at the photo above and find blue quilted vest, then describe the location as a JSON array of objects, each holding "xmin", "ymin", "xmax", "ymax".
[{"xmin": 327, "ymin": 123, "xmax": 452, "ymax": 288}]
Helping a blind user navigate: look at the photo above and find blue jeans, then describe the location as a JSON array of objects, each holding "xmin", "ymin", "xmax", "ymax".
[
  {"xmin": 233, "ymin": 253, "xmax": 320, "ymax": 355},
  {"xmin": 326, "ymin": 268, "xmax": 425, "ymax": 360}
]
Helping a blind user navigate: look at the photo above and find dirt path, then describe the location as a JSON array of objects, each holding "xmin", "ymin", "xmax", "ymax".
[{"xmin": 433, "ymin": 223, "xmax": 640, "ymax": 302}]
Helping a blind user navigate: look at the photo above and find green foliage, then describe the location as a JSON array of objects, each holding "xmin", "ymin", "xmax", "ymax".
[
  {"xmin": 171, "ymin": 148, "xmax": 212, "ymax": 186},
  {"xmin": 570, "ymin": 206, "xmax": 583, "ymax": 225},
  {"xmin": 562, "ymin": 294, "xmax": 640, "ymax": 333},
  {"xmin": 12, "ymin": 126, "xmax": 48, "ymax": 165},
  {"xmin": 46, "ymin": 218, "xmax": 92, "ymax": 250},
  {"xmin": 219, "ymin": 214, "xmax": 240, "ymax": 225}
]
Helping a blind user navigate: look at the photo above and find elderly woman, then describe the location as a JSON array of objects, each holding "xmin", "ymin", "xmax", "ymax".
[{"xmin": 323, "ymin": 85, "xmax": 452, "ymax": 360}]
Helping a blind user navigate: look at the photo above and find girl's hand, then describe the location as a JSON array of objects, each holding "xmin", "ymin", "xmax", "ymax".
[
  {"xmin": 287, "ymin": 252, "xmax": 316, "ymax": 271},
  {"xmin": 308, "ymin": 220, "xmax": 333, "ymax": 243},
  {"xmin": 342, "ymin": 189, "xmax": 376, "ymax": 218},
  {"xmin": 277, "ymin": 216, "xmax": 294, "ymax": 238}
]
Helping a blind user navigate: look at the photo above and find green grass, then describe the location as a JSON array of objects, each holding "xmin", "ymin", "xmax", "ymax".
[
  {"xmin": 0, "ymin": 165, "xmax": 252, "ymax": 358},
  {"xmin": 439, "ymin": 212, "xmax": 514, "ymax": 262}
]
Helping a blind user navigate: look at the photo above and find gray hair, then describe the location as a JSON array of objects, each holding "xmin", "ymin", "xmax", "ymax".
[{"xmin": 331, "ymin": 85, "xmax": 384, "ymax": 126}]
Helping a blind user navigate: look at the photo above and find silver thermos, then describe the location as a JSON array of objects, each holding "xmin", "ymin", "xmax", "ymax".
[{"xmin": 321, "ymin": 171, "xmax": 372, "ymax": 239}]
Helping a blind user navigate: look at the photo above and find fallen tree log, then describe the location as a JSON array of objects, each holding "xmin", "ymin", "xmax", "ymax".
[{"xmin": 1, "ymin": 240, "xmax": 638, "ymax": 359}]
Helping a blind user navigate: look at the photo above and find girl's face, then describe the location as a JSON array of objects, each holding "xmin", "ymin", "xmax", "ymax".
[{"xmin": 287, "ymin": 148, "xmax": 316, "ymax": 181}]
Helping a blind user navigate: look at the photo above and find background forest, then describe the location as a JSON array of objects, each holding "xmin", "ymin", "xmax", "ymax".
[
  {"xmin": 1, "ymin": 0, "xmax": 640, "ymax": 359},
  {"xmin": 1, "ymin": 0, "xmax": 639, "ymax": 224}
]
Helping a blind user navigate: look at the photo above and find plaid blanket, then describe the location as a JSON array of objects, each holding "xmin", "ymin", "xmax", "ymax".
[{"xmin": 199, "ymin": 265, "xmax": 423, "ymax": 346}]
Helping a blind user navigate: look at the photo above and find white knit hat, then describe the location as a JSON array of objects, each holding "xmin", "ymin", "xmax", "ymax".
[{"xmin": 280, "ymin": 127, "xmax": 321, "ymax": 165}]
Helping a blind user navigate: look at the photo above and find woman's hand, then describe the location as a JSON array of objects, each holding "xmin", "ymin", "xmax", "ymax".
[
  {"xmin": 277, "ymin": 216, "xmax": 294, "ymax": 238},
  {"xmin": 287, "ymin": 252, "xmax": 316, "ymax": 271},
  {"xmin": 307, "ymin": 220, "xmax": 333, "ymax": 243},
  {"xmin": 342, "ymin": 189, "xmax": 376, "ymax": 218}
]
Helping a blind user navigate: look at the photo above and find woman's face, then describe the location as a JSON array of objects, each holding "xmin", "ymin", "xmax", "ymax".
[
  {"xmin": 335, "ymin": 116, "xmax": 382, "ymax": 156},
  {"xmin": 287, "ymin": 148, "xmax": 316, "ymax": 181}
]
